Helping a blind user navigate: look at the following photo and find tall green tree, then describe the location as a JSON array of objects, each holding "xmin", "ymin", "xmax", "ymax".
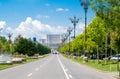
[
  {"xmin": 15, "ymin": 37, "xmax": 28, "ymax": 55},
  {"xmin": 90, "ymin": 0, "xmax": 120, "ymax": 54},
  {"xmin": 0, "ymin": 40, "xmax": 3, "ymax": 53},
  {"xmin": 87, "ymin": 17, "xmax": 106, "ymax": 48},
  {"xmin": 72, "ymin": 34, "xmax": 84, "ymax": 53},
  {"xmin": 0, "ymin": 36, "xmax": 7, "ymax": 44},
  {"xmin": 3, "ymin": 41, "xmax": 10, "ymax": 52},
  {"xmin": 26, "ymin": 40, "xmax": 37, "ymax": 56},
  {"xmin": 15, "ymin": 36, "xmax": 50, "ymax": 56}
]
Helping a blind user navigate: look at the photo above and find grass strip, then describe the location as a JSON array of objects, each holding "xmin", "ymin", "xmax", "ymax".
[
  {"xmin": 64, "ymin": 55, "xmax": 118, "ymax": 72},
  {"xmin": 0, "ymin": 54, "xmax": 49, "ymax": 70}
]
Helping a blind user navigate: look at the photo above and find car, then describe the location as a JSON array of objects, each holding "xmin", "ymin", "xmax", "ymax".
[{"xmin": 110, "ymin": 54, "xmax": 120, "ymax": 60}]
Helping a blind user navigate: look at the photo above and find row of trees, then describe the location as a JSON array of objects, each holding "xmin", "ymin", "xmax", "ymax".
[
  {"xmin": 59, "ymin": 0, "xmax": 120, "ymax": 58},
  {"xmin": 0, "ymin": 35, "xmax": 50, "ymax": 56}
]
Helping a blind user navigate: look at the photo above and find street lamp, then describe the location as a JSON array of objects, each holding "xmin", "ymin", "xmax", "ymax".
[
  {"xmin": 79, "ymin": 0, "xmax": 89, "ymax": 55},
  {"xmin": 7, "ymin": 33, "xmax": 13, "ymax": 41},
  {"xmin": 69, "ymin": 16, "xmax": 79, "ymax": 39}
]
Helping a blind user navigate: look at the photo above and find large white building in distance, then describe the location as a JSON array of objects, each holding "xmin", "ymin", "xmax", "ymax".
[{"xmin": 39, "ymin": 34, "xmax": 63, "ymax": 49}]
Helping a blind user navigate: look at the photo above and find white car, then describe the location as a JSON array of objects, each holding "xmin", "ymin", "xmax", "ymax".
[{"xmin": 110, "ymin": 54, "xmax": 120, "ymax": 60}]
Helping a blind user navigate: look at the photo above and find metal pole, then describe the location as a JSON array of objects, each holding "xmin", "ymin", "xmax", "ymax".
[
  {"xmin": 79, "ymin": 0, "xmax": 89, "ymax": 56},
  {"xmin": 74, "ymin": 24, "xmax": 75, "ymax": 39},
  {"xmin": 84, "ymin": 9, "xmax": 87, "ymax": 55},
  {"xmin": 74, "ymin": 16, "xmax": 76, "ymax": 39},
  {"xmin": 69, "ymin": 16, "xmax": 79, "ymax": 55},
  {"xmin": 69, "ymin": 16, "xmax": 79, "ymax": 39}
]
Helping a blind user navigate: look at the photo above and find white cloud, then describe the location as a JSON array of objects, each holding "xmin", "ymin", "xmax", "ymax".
[
  {"xmin": 6, "ymin": 27, "xmax": 13, "ymax": 32},
  {"xmin": 7, "ymin": 17, "xmax": 67, "ymax": 39},
  {"xmin": 56, "ymin": 8, "xmax": 69, "ymax": 12},
  {"xmin": 4, "ymin": 17, "xmax": 84, "ymax": 41},
  {"xmin": 76, "ymin": 22, "xmax": 85, "ymax": 34},
  {"xmin": 0, "ymin": 21, "xmax": 6, "ymax": 29}
]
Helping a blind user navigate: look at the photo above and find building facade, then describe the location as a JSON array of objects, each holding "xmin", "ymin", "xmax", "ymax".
[
  {"xmin": 39, "ymin": 39, "xmax": 47, "ymax": 46},
  {"xmin": 47, "ymin": 34, "xmax": 63, "ymax": 49}
]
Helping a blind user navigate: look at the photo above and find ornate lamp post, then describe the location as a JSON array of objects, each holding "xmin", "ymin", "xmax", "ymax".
[
  {"xmin": 79, "ymin": 0, "xmax": 89, "ymax": 55},
  {"xmin": 7, "ymin": 33, "xmax": 13, "ymax": 41},
  {"xmin": 69, "ymin": 16, "xmax": 79, "ymax": 39}
]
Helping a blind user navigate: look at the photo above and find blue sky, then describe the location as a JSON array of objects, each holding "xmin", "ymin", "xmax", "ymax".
[{"xmin": 0, "ymin": 0, "xmax": 95, "ymax": 40}]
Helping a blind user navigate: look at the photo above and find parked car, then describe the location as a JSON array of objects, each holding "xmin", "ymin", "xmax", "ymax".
[{"xmin": 110, "ymin": 54, "xmax": 120, "ymax": 60}]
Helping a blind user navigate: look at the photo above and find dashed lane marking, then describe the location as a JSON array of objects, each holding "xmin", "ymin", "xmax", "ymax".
[
  {"xmin": 69, "ymin": 74, "xmax": 73, "ymax": 78},
  {"xmin": 28, "ymin": 73, "xmax": 32, "ymax": 77}
]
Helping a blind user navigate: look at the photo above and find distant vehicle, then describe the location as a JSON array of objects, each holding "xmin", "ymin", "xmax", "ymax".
[
  {"xmin": 51, "ymin": 50, "xmax": 59, "ymax": 54},
  {"xmin": 54, "ymin": 52, "xmax": 57, "ymax": 54},
  {"xmin": 54, "ymin": 51, "xmax": 59, "ymax": 54},
  {"xmin": 110, "ymin": 54, "xmax": 120, "ymax": 60}
]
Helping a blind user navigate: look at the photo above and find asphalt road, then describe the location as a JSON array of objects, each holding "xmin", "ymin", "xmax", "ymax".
[{"xmin": 0, "ymin": 54, "xmax": 116, "ymax": 79}]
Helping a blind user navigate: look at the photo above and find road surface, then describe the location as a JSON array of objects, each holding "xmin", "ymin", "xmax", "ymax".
[{"xmin": 0, "ymin": 54, "xmax": 116, "ymax": 79}]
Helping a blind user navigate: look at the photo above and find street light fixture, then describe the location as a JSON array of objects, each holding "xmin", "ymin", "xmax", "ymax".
[
  {"xmin": 7, "ymin": 33, "xmax": 13, "ymax": 41},
  {"xmin": 69, "ymin": 16, "xmax": 79, "ymax": 39},
  {"xmin": 79, "ymin": 0, "xmax": 89, "ymax": 55}
]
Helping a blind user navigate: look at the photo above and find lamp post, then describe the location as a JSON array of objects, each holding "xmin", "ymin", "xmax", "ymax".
[
  {"xmin": 79, "ymin": 0, "xmax": 89, "ymax": 55},
  {"xmin": 7, "ymin": 33, "xmax": 13, "ymax": 41},
  {"xmin": 69, "ymin": 16, "xmax": 79, "ymax": 39}
]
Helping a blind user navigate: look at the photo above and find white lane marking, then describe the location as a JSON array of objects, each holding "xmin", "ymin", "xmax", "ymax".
[
  {"xmin": 35, "ymin": 68, "xmax": 39, "ymax": 71},
  {"xmin": 57, "ymin": 55, "xmax": 70, "ymax": 79},
  {"xmin": 69, "ymin": 74, "xmax": 73, "ymax": 78},
  {"xmin": 28, "ymin": 73, "xmax": 33, "ymax": 77}
]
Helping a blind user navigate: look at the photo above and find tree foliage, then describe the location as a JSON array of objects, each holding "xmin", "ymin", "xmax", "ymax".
[
  {"xmin": 59, "ymin": 0, "xmax": 119, "ymax": 56},
  {"xmin": 3, "ymin": 41, "xmax": 10, "ymax": 52},
  {"xmin": 15, "ymin": 36, "xmax": 50, "ymax": 56},
  {"xmin": 0, "ymin": 36, "xmax": 7, "ymax": 44}
]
